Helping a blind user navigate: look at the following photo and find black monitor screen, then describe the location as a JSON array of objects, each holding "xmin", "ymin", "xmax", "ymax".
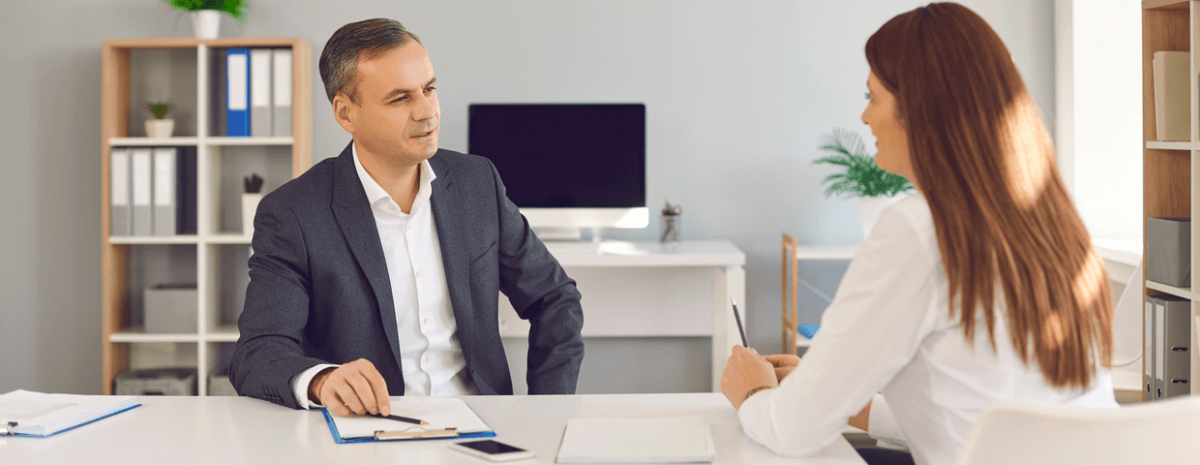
[{"xmin": 468, "ymin": 104, "xmax": 646, "ymax": 208}]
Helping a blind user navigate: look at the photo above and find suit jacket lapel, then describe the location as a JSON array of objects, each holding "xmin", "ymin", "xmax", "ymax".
[
  {"xmin": 428, "ymin": 152, "xmax": 475, "ymax": 350},
  {"xmin": 329, "ymin": 142, "xmax": 405, "ymax": 378}
]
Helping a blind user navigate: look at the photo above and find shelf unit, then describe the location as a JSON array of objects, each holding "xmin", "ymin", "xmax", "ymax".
[
  {"xmin": 1143, "ymin": 0, "xmax": 1199, "ymax": 399},
  {"xmin": 100, "ymin": 37, "xmax": 312, "ymax": 395}
]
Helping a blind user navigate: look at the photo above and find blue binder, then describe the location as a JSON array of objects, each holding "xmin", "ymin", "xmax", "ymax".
[
  {"xmin": 226, "ymin": 48, "xmax": 251, "ymax": 137},
  {"xmin": 321, "ymin": 408, "xmax": 496, "ymax": 444}
]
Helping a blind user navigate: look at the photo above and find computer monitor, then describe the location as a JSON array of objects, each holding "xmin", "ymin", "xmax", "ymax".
[{"xmin": 468, "ymin": 103, "xmax": 649, "ymax": 240}]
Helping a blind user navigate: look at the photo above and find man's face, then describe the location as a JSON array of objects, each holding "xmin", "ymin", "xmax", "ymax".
[{"xmin": 342, "ymin": 40, "xmax": 440, "ymax": 164}]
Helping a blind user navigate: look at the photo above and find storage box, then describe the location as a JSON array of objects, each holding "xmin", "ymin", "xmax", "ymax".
[
  {"xmin": 1148, "ymin": 217, "xmax": 1191, "ymax": 288},
  {"xmin": 114, "ymin": 368, "xmax": 197, "ymax": 396},
  {"xmin": 144, "ymin": 284, "xmax": 197, "ymax": 333},
  {"xmin": 208, "ymin": 368, "xmax": 238, "ymax": 396}
]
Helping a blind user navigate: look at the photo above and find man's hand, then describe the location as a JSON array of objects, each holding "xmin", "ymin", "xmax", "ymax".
[
  {"xmin": 762, "ymin": 354, "xmax": 801, "ymax": 382},
  {"xmin": 720, "ymin": 346, "xmax": 779, "ymax": 410},
  {"xmin": 309, "ymin": 358, "xmax": 392, "ymax": 417}
]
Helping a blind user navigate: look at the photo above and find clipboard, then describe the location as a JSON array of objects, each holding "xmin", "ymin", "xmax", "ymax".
[
  {"xmin": 0, "ymin": 404, "xmax": 142, "ymax": 438},
  {"xmin": 320, "ymin": 399, "xmax": 497, "ymax": 444}
]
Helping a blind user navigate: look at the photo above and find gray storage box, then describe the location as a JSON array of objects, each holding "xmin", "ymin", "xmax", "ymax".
[
  {"xmin": 144, "ymin": 284, "xmax": 198, "ymax": 333},
  {"xmin": 114, "ymin": 368, "xmax": 197, "ymax": 396},
  {"xmin": 208, "ymin": 368, "xmax": 238, "ymax": 396},
  {"xmin": 1148, "ymin": 217, "xmax": 1191, "ymax": 288}
]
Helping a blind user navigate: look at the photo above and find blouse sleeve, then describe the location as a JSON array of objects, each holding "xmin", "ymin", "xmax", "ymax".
[{"xmin": 736, "ymin": 204, "xmax": 940, "ymax": 457}]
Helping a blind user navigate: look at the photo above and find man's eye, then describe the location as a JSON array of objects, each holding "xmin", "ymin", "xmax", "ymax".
[
  {"xmin": 425, "ymin": 86, "xmax": 436, "ymax": 93},
  {"xmin": 391, "ymin": 96, "xmax": 408, "ymax": 103}
]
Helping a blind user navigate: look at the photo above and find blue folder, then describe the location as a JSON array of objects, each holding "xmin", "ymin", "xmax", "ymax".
[
  {"xmin": 321, "ymin": 408, "xmax": 497, "ymax": 444},
  {"xmin": 798, "ymin": 324, "xmax": 821, "ymax": 339},
  {"xmin": 225, "ymin": 48, "xmax": 251, "ymax": 137},
  {"xmin": 5, "ymin": 404, "xmax": 141, "ymax": 438}
]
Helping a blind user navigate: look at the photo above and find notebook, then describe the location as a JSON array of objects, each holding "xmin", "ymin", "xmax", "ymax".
[
  {"xmin": 0, "ymin": 390, "xmax": 140, "ymax": 438},
  {"xmin": 556, "ymin": 416, "xmax": 715, "ymax": 463},
  {"xmin": 323, "ymin": 397, "xmax": 495, "ymax": 443}
]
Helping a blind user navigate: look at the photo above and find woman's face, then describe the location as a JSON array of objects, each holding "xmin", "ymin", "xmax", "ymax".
[{"xmin": 862, "ymin": 71, "xmax": 915, "ymax": 183}]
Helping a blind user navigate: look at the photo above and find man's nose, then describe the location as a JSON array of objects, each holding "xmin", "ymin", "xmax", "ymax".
[{"xmin": 413, "ymin": 93, "xmax": 437, "ymax": 123}]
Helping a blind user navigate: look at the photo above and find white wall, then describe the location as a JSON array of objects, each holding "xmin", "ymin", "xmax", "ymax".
[{"xmin": 0, "ymin": 0, "xmax": 1055, "ymax": 394}]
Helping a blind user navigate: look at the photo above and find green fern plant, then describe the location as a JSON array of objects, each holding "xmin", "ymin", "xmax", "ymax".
[
  {"xmin": 164, "ymin": 0, "xmax": 248, "ymax": 22},
  {"xmin": 813, "ymin": 128, "xmax": 914, "ymax": 198},
  {"xmin": 146, "ymin": 102, "xmax": 172, "ymax": 120}
]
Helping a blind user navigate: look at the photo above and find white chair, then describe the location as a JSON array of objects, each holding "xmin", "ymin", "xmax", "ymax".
[{"xmin": 955, "ymin": 396, "xmax": 1200, "ymax": 465}]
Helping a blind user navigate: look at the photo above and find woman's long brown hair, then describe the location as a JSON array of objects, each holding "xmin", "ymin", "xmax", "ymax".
[{"xmin": 866, "ymin": 3, "xmax": 1112, "ymax": 389}]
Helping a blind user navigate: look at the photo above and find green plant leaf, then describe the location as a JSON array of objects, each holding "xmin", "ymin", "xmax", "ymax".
[{"xmin": 811, "ymin": 128, "xmax": 914, "ymax": 198}]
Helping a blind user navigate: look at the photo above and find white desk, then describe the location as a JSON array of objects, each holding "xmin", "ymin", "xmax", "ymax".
[
  {"xmin": 0, "ymin": 394, "xmax": 865, "ymax": 464},
  {"xmin": 498, "ymin": 241, "xmax": 746, "ymax": 392}
]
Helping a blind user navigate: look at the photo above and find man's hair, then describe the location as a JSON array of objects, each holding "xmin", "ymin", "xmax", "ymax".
[{"xmin": 319, "ymin": 18, "xmax": 422, "ymax": 104}]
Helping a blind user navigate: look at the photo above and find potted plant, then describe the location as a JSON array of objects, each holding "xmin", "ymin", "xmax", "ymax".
[
  {"xmin": 145, "ymin": 102, "xmax": 175, "ymax": 138},
  {"xmin": 164, "ymin": 0, "xmax": 248, "ymax": 39},
  {"xmin": 813, "ymin": 128, "xmax": 915, "ymax": 237},
  {"xmin": 242, "ymin": 173, "xmax": 264, "ymax": 237}
]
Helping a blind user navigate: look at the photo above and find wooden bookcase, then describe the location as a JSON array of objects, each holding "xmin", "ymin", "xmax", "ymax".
[
  {"xmin": 100, "ymin": 37, "xmax": 312, "ymax": 395},
  {"xmin": 1143, "ymin": 0, "xmax": 1198, "ymax": 399}
]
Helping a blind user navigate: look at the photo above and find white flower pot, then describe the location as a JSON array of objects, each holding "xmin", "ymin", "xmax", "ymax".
[
  {"xmin": 192, "ymin": 10, "xmax": 220, "ymax": 39},
  {"xmin": 242, "ymin": 193, "xmax": 264, "ymax": 237},
  {"xmin": 145, "ymin": 119, "xmax": 175, "ymax": 138},
  {"xmin": 857, "ymin": 194, "xmax": 908, "ymax": 238}
]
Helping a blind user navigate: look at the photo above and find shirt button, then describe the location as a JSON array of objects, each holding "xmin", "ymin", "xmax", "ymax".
[
  {"xmin": 425, "ymin": 356, "xmax": 432, "ymax": 363},
  {"xmin": 423, "ymin": 318, "xmax": 430, "ymax": 325},
  {"xmin": 416, "ymin": 270, "xmax": 423, "ymax": 277},
  {"xmin": 407, "ymin": 224, "xmax": 412, "ymax": 230},
  {"xmin": 388, "ymin": 205, "xmax": 395, "ymax": 211}
]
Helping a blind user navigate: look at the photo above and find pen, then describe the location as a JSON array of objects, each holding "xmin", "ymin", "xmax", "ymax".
[
  {"xmin": 731, "ymin": 298, "xmax": 749, "ymax": 347},
  {"xmin": 368, "ymin": 413, "xmax": 428, "ymax": 425}
]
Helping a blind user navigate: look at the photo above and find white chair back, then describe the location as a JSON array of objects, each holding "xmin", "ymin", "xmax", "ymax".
[{"xmin": 954, "ymin": 396, "xmax": 1200, "ymax": 465}]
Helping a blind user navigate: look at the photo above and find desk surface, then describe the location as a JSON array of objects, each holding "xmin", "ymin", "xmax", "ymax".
[{"xmin": 0, "ymin": 393, "xmax": 863, "ymax": 464}]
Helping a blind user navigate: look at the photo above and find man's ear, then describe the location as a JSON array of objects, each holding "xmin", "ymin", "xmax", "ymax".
[{"xmin": 332, "ymin": 93, "xmax": 357, "ymax": 134}]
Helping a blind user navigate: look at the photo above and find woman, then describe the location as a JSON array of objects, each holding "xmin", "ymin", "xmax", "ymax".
[{"xmin": 720, "ymin": 4, "xmax": 1118, "ymax": 465}]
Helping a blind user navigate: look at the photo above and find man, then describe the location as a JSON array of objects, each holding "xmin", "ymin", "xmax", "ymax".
[{"xmin": 230, "ymin": 18, "xmax": 585, "ymax": 417}]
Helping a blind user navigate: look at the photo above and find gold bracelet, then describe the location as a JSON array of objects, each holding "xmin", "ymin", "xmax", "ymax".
[{"xmin": 745, "ymin": 385, "xmax": 773, "ymax": 399}]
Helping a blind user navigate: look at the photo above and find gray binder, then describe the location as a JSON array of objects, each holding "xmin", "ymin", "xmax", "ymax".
[
  {"xmin": 1161, "ymin": 296, "xmax": 1192, "ymax": 398},
  {"xmin": 130, "ymin": 148, "xmax": 154, "ymax": 236},
  {"xmin": 110, "ymin": 148, "xmax": 131, "ymax": 236},
  {"xmin": 249, "ymin": 48, "xmax": 273, "ymax": 137},
  {"xmin": 1145, "ymin": 296, "xmax": 1157, "ymax": 401},
  {"xmin": 272, "ymin": 48, "xmax": 293, "ymax": 137},
  {"xmin": 153, "ymin": 147, "xmax": 178, "ymax": 236}
]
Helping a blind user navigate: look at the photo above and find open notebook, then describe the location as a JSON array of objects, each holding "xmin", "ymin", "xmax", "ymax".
[
  {"xmin": 556, "ymin": 416, "xmax": 715, "ymax": 463},
  {"xmin": 322, "ymin": 397, "xmax": 495, "ymax": 443},
  {"xmin": 0, "ymin": 390, "xmax": 140, "ymax": 438}
]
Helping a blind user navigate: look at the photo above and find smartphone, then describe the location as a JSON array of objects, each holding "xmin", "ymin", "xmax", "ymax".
[{"xmin": 449, "ymin": 439, "xmax": 535, "ymax": 461}]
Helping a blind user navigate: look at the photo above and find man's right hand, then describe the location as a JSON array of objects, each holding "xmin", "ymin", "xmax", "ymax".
[
  {"xmin": 309, "ymin": 358, "xmax": 392, "ymax": 417},
  {"xmin": 762, "ymin": 354, "xmax": 801, "ymax": 382}
]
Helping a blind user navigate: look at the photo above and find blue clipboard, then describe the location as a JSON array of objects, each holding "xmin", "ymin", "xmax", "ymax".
[
  {"xmin": 321, "ymin": 408, "xmax": 497, "ymax": 444},
  {"xmin": 5, "ymin": 404, "xmax": 142, "ymax": 438}
]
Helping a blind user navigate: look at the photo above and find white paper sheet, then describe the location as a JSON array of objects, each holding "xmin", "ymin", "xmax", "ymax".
[
  {"xmin": 328, "ymin": 397, "xmax": 491, "ymax": 439},
  {"xmin": 556, "ymin": 416, "xmax": 715, "ymax": 463}
]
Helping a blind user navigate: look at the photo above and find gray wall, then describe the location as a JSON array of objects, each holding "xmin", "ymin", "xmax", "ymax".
[{"xmin": 0, "ymin": 0, "xmax": 1054, "ymax": 394}]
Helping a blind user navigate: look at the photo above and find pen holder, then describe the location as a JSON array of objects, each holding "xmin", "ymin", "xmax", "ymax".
[{"xmin": 660, "ymin": 214, "xmax": 681, "ymax": 243}]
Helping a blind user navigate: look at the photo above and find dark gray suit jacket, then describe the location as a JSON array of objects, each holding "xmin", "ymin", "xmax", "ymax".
[{"xmin": 229, "ymin": 142, "xmax": 584, "ymax": 408}]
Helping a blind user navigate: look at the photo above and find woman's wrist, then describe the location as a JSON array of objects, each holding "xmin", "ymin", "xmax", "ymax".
[{"xmin": 744, "ymin": 385, "xmax": 773, "ymax": 400}]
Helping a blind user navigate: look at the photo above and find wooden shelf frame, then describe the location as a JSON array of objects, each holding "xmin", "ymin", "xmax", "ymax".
[
  {"xmin": 1142, "ymin": 0, "xmax": 1199, "ymax": 399},
  {"xmin": 101, "ymin": 37, "xmax": 312, "ymax": 395}
]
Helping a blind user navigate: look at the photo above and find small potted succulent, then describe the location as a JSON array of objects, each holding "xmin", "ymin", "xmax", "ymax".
[
  {"xmin": 164, "ymin": 0, "xmax": 248, "ymax": 39},
  {"xmin": 145, "ymin": 102, "xmax": 175, "ymax": 138},
  {"xmin": 242, "ymin": 173, "xmax": 264, "ymax": 236},
  {"xmin": 813, "ymin": 128, "xmax": 915, "ymax": 237}
]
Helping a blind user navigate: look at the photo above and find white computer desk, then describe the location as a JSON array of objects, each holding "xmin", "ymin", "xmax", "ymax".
[{"xmin": 0, "ymin": 393, "xmax": 865, "ymax": 464}]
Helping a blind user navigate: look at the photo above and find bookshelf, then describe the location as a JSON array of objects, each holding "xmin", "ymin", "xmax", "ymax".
[
  {"xmin": 1143, "ymin": 0, "xmax": 1198, "ymax": 399},
  {"xmin": 100, "ymin": 37, "xmax": 312, "ymax": 395}
]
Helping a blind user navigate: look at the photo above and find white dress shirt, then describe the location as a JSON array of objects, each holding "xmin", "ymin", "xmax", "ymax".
[
  {"xmin": 737, "ymin": 194, "xmax": 1118, "ymax": 465},
  {"xmin": 290, "ymin": 144, "xmax": 475, "ymax": 408}
]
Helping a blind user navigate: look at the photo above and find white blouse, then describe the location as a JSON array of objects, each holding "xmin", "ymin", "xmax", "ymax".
[{"xmin": 737, "ymin": 194, "xmax": 1118, "ymax": 465}]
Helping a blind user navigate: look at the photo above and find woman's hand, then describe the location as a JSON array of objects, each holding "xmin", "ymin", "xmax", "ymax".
[
  {"xmin": 762, "ymin": 354, "xmax": 801, "ymax": 382},
  {"xmin": 720, "ymin": 346, "xmax": 779, "ymax": 410}
]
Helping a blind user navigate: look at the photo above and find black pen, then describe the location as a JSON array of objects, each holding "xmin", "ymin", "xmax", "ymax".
[
  {"xmin": 368, "ymin": 413, "xmax": 427, "ymax": 425},
  {"xmin": 731, "ymin": 298, "xmax": 749, "ymax": 347}
]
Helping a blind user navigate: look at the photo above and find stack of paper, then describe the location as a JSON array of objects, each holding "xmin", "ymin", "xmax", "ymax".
[
  {"xmin": 556, "ymin": 416, "xmax": 715, "ymax": 463},
  {"xmin": 0, "ymin": 390, "xmax": 139, "ymax": 438},
  {"xmin": 324, "ymin": 397, "xmax": 493, "ymax": 443}
]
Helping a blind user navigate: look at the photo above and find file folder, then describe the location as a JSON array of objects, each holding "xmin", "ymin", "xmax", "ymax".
[
  {"xmin": 272, "ymin": 48, "xmax": 293, "ymax": 137},
  {"xmin": 1155, "ymin": 298, "xmax": 1166, "ymax": 400},
  {"xmin": 249, "ymin": 48, "xmax": 273, "ymax": 137},
  {"xmin": 110, "ymin": 148, "xmax": 131, "ymax": 236},
  {"xmin": 1145, "ymin": 296, "xmax": 1157, "ymax": 401},
  {"xmin": 226, "ymin": 48, "xmax": 250, "ymax": 137},
  {"xmin": 152, "ymin": 147, "xmax": 177, "ymax": 236},
  {"xmin": 1161, "ymin": 296, "xmax": 1191, "ymax": 398},
  {"xmin": 130, "ymin": 148, "xmax": 154, "ymax": 236}
]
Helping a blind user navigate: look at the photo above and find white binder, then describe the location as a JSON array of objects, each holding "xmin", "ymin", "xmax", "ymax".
[
  {"xmin": 130, "ymin": 148, "xmax": 154, "ymax": 236},
  {"xmin": 272, "ymin": 48, "xmax": 293, "ymax": 137},
  {"xmin": 110, "ymin": 148, "xmax": 131, "ymax": 236},
  {"xmin": 249, "ymin": 48, "xmax": 273, "ymax": 137},
  {"xmin": 153, "ymin": 147, "xmax": 178, "ymax": 236}
]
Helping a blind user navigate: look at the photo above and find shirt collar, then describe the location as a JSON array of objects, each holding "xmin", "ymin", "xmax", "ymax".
[{"xmin": 352, "ymin": 142, "xmax": 437, "ymax": 213}]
